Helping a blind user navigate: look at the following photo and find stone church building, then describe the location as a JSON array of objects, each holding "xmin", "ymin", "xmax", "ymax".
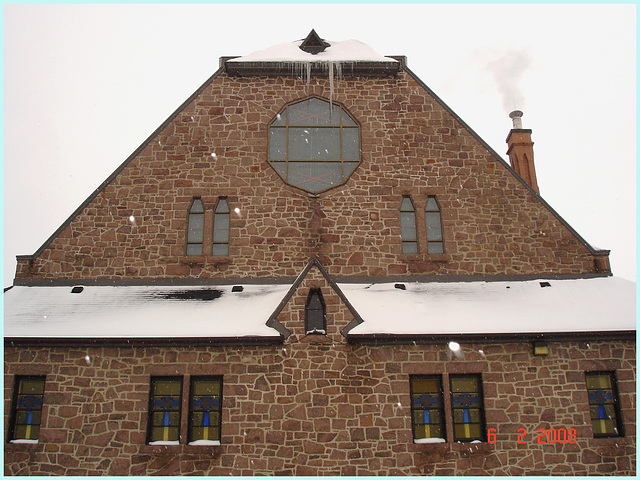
[{"xmin": 4, "ymin": 31, "xmax": 636, "ymax": 475}]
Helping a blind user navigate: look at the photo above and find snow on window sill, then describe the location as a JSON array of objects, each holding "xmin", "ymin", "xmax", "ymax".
[
  {"xmin": 10, "ymin": 439, "xmax": 39, "ymax": 444},
  {"xmin": 414, "ymin": 437, "xmax": 446, "ymax": 444},
  {"xmin": 148, "ymin": 440, "xmax": 180, "ymax": 446},
  {"xmin": 188, "ymin": 440, "xmax": 221, "ymax": 446}
]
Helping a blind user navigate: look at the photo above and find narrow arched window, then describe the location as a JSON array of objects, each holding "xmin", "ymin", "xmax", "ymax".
[
  {"xmin": 186, "ymin": 198, "xmax": 205, "ymax": 256},
  {"xmin": 305, "ymin": 289, "xmax": 326, "ymax": 335},
  {"xmin": 212, "ymin": 197, "xmax": 230, "ymax": 256},
  {"xmin": 425, "ymin": 196, "xmax": 444, "ymax": 254},
  {"xmin": 400, "ymin": 196, "xmax": 418, "ymax": 254}
]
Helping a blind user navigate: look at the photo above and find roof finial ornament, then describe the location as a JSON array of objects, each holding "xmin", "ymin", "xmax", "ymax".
[{"xmin": 299, "ymin": 29, "xmax": 330, "ymax": 54}]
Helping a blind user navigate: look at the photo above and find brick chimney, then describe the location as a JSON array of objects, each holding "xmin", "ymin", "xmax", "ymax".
[{"xmin": 506, "ymin": 110, "xmax": 539, "ymax": 194}]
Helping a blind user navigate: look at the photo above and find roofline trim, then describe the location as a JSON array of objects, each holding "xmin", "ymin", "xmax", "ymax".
[
  {"xmin": 402, "ymin": 65, "xmax": 609, "ymax": 258},
  {"xmin": 20, "ymin": 66, "xmax": 227, "ymax": 262},
  {"xmin": 347, "ymin": 330, "xmax": 636, "ymax": 345},
  {"xmin": 4, "ymin": 335, "xmax": 284, "ymax": 348}
]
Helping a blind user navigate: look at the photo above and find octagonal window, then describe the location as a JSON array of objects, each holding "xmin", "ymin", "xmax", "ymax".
[{"xmin": 269, "ymin": 97, "xmax": 360, "ymax": 194}]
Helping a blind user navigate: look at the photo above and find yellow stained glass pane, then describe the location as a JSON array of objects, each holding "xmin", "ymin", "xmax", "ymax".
[
  {"xmin": 591, "ymin": 419, "xmax": 617, "ymax": 435},
  {"xmin": 192, "ymin": 426, "xmax": 220, "ymax": 441},
  {"xmin": 19, "ymin": 378, "xmax": 45, "ymax": 395},
  {"xmin": 193, "ymin": 380, "xmax": 221, "ymax": 396},
  {"xmin": 451, "ymin": 376, "xmax": 478, "ymax": 393},
  {"xmin": 586, "ymin": 374, "xmax": 612, "ymax": 390},
  {"xmin": 454, "ymin": 423, "xmax": 481, "ymax": 440},
  {"xmin": 412, "ymin": 378, "xmax": 439, "ymax": 393},
  {"xmin": 150, "ymin": 426, "xmax": 179, "ymax": 442}
]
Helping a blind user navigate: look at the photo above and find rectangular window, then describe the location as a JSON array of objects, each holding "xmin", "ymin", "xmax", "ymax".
[
  {"xmin": 410, "ymin": 375, "xmax": 446, "ymax": 443},
  {"xmin": 450, "ymin": 374, "xmax": 486, "ymax": 442},
  {"xmin": 586, "ymin": 372, "xmax": 623, "ymax": 437},
  {"xmin": 9, "ymin": 376, "xmax": 45, "ymax": 443},
  {"xmin": 148, "ymin": 377, "xmax": 182, "ymax": 445},
  {"xmin": 188, "ymin": 377, "xmax": 223, "ymax": 445}
]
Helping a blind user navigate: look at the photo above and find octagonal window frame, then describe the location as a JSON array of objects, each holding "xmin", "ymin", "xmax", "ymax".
[{"xmin": 268, "ymin": 96, "xmax": 361, "ymax": 194}]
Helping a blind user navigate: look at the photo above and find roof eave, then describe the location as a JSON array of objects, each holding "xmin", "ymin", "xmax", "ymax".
[
  {"xmin": 4, "ymin": 335, "xmax": 285, "ymax": 348},
  {"xmin": 225, "ymin": 59, "xmax": 402, "ymax": 78},
  {"xmin": 346, "ymin": 330, "xmax": 636, "ymax": 345}
]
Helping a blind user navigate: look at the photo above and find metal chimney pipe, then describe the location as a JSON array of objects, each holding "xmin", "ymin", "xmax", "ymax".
[{"xmin": 509, "ymin": 110, "xmax": 524, "ymax": 129}]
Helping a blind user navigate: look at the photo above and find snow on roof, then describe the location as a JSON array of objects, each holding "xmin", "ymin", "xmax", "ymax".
[
  {"xmin": 340, "ymin": 277, "xmax": 636, "ymax": 336},
  {"xmin": 227, "ymin": 38, "xmax": 396, "ymax": 64},
  {"xmin": 4, "ymin": 284, "xmax": 291, "ymax": 339}
]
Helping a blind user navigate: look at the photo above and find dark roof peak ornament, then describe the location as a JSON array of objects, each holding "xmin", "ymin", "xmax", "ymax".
[{"xmin": 299, "ymin": 29, "xmax": 330, "ymax": 55}]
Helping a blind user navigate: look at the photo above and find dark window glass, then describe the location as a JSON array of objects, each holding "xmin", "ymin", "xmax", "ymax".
[
  {"xmin": 425, "ymin": 196, "xmax": 444, "ymax": 254},
  {"xmin": 187, "ymin": 198, "xmax": 204, "ymax": 256},
  {"xmin": 148, "ymin": 377, "xmax": 182, "ymax": 444},
  {"xmin": 268, "ymin": 97, "xmax": 360, "ymax": 193},
  {"xmin": 189, "ymin": 377, "xmax": 223, "ymax": 444},
  {"xmin": 400, "ymin": 196, "xmax": 418, "ymax": 254},
  {"xmin": 450, "ymin": 374, "xmax": 486, "ymax": 442},
  {"xmin": 586, "ymin": 372, "xmax": 623, "ymax": 437},
  {"xmin": 10, "ymin": 376, "xmax": 45, "ymax": 442},
  {"xmin": 305, "ymin": 288, "xmax": 326, "ymax": 334},
  {"xmin": 212, "ymin": 198, "xmax": 230, "ymax": 256},
  {"xmin": 410, "ymin": 376, "xmax": 446, "ymax": 442}
]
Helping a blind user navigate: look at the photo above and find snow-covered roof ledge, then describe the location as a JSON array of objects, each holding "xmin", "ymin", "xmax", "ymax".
[
  {"xmin": 4, "ymin": 284, "xmax": 291, "ymax": 347},
  {"xmin": 224, "ymin": 30, "xmax": 402, "ymax": 78},
  {"xmin": 340, "ymin": 277, "xmax": 636, "ymax": 344}
]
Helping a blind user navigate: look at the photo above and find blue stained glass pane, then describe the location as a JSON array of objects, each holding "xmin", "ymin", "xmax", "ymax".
[
  {"xmin": 17, "ymin": 395, "xmax": 43, "ymax": 410},
  {"xmin": 589, "ymin": 390, "xmax": 614, "ymax": 404},
  {"xmin": 423, "ymin": 410, "xmax": 431, "ymax": 424},
  {"xmin": 452, "ymin": 392, "xmax": 480, "ymax": 408},
  {"xmin": 413, "ymin": 393, "xmax": 441, "ymax": 408}
]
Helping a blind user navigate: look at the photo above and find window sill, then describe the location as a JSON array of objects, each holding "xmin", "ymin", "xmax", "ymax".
[
  {"xmin": 398, "ymin": 254, "xmax": 450, "ymax": 262},
  {"xmin": 179, "ymin": 256, "xmax": 231, "ymax": 265},
  {"xmin": 412, "ymin": 440, "xmax": 492, "ymax": 454},
  {"xmin": 6, "ymin": 440, "xmax": 40, "ymax": 451}
]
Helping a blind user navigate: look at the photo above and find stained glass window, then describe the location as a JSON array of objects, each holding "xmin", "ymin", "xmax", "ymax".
[
  {"xmin": 10, "ymin": 376, "xmax": 45, "ymax": 442},
  {"xmin": 187, "ymin": 198, "xmax": 204, "ymax": 256},
  {"xmin": 425, "ymin": 196, "xmax": 444, "ymax": 254},
  {"xmin": 410, "ymin": 376, "xmax": 446, "ymax": 442},
  {"xmin": 269, "ymin": 97, "xmax": 360, "ymax": 194},
  {"xmin": 148, "ymin": 377, "xmax": 182, "ymax": 444},
  {"xmin": 450, "ymin": 375, "xmax": 486, "ymax": 442},
  {"xmin": 189, "ymin": 377, "xmax": 223, "ymax": 444},
  {"xmin": 212, "ymin": 197, "xmax": 230, "ymax": 256},
  {"xmin": 586, "ymin": 372, "xmax": 623, "ymax": 437},
  {"xmin": 400, "ymin": 196, "xmax": 418, "ymax": 254}
]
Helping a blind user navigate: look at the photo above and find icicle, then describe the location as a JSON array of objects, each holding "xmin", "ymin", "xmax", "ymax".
[
  {"xmin": 306, "ymin": 62, "xmax": 311, "ymax": 93},
  {"xmin": 329, "ymin": 61, "xmax": 334, "ymax": 108}
]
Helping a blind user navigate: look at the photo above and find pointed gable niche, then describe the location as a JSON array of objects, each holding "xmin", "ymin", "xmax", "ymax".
[{"xmin": 299, "ymin": 29, "xmax": 330, "ymax": 54}]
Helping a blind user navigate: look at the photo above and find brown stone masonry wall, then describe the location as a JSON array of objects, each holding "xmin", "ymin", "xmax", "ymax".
[
  {"xmin": 16, "ymin": 72, "xmax": 601, "ymax": 281},
  {"xmin": 4, "ymin": 340, "xmax": 635, "ymax": 475}
]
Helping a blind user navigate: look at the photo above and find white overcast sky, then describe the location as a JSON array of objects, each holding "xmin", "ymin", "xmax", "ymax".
[{"xmin": 3, "ymin": 4, "xmax": 636, "ymax": 287}]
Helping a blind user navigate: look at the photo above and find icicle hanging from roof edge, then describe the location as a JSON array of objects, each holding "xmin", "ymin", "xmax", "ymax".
[{"xmin": 329, "ymin": 61, "xmax": 334, "ymax": 109}]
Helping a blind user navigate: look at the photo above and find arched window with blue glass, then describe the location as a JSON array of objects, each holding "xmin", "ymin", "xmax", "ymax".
[
  {"xmin": 188, "ymin": 377, "xmax": 223, "ymax": 444},
  {"xmin": 269, "ymin": 97, "xmax": 361, "ymax": 194}
]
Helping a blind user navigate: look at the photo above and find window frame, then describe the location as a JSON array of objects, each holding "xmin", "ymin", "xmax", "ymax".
[
  {"xmin": 410, "ymin": 375, "xmax": 447, "ymax": 443},
  {"xmin": 425, "ymin": 196, "xmax": 445, "ymax": 254},
  {"xmin": 8, "ymin": 375, "xmax": 46, "ymax": 443},
  {"xmin": 585, "ymin": 371, "xmax": 624, "ymax": 438},
  {"xmin": 188, "ymin": 376, "xmax": 224, "ymax": 445},
  {"xmin": 186, "ymin": 197, "xmax": 205, "ymax": 256},
  {"xmin": 305, "ymin": 288, "xmax": 327, "ymax": 335},
  {"xmin": 449, "ymin": 374, "xmax": 487, "ymax": 443},
  {"xmin": 147, "ymin": 376, "xmax": 183, "ymax": 445},
  {"xmin": 268, "ymin": 96, "xmax": 361, "ymax": 194},
  {"xmin": 400, "ymin": 196, "xmax": 418, "ymax": 254},
  {"xmin": 212, "ymin": 197, "xmax": 230, "ymax": 257}
]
